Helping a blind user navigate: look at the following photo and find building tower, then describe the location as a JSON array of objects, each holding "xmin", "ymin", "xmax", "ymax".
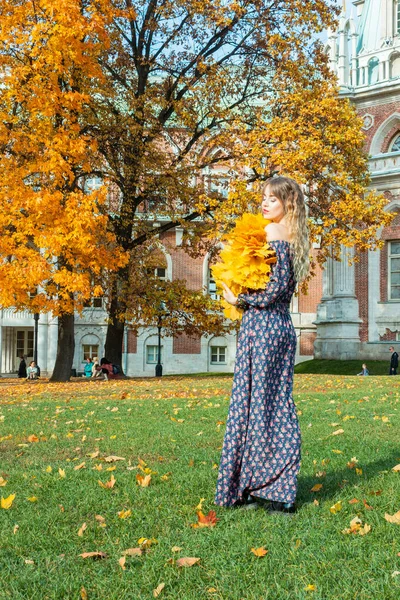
[{"xmin": 315, "ymin": 0, "xmax": 400, "ymax": 359}]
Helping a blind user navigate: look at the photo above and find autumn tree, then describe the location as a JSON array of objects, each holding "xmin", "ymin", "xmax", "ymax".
[
  {"xmin": 81, "ymin": 0, "xmax": 390, "ymax": 367},
  {"xmin": 0, "ymin": 0, "xmax": 127, "ymax": 381}
]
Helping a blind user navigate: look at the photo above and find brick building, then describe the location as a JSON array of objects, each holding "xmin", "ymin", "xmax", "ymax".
[
  {"xmin": 315, "ymin": 0, "xmax": 400, "ymax": 361},
  {"xmin": 1, "ymin": 0, "xmax": 399, "ymax": 376}
]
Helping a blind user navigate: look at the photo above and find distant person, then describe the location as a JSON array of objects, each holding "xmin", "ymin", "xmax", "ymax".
[
  {"xmin": 18, "ymin": 356, "xmax": 27, "ymax": 378},
  {"xmin": 84, "ymin": 357, "xmax": 93, "ymax": 377},
  {"xmin": 357, "ymin": 363, "xmax": 369, "ymax": 376},
  {"xmin": 26, "ymin": 361, "xmax": 38, "ymax": 380},
  {"xmin": 91, "ymin": 357, "xmax": 102, "ymax": 378},
  {"xmin": 389, "ymin": 346, "xmax": 399, "ymax": 375}
]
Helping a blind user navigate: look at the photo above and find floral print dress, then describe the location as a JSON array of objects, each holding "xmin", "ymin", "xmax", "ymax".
[{"xmin": 215, "ymin": 240, "xmax": 300, "ymax": 507}]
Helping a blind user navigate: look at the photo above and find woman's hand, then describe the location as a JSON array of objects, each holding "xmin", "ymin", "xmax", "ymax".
[{"xmin": 221, "ymin": 282, "xmax": 237, "ymax": 306}]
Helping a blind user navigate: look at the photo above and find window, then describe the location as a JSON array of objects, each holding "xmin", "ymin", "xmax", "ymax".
[
  {"xmin": 208, "ymin": 269, "xmax": 220, "ymax": 300},
  {"xmin": 83, "ymin": 344, "xmax": 99, "ymax": 361},
  {"xmin": 389, "ymin": 241, "xmax": 400, "ymax": 299},
  {"xmin": 391, "ymin": 133, "xmax": 400, "ymax": 152},
  {"xmin": 210, "ymin": 346, "xmax": 227, "ymax": 364},
  {"xmin": 398, "ymin": 1, "xmax": 400, "ymax": 34},
  {"xmin": 84, "ymin": 297, "xmax": 103, "ymax": 308},
  {"xmin": 16, "ymin": 330, "xmax": 34, "ymax": 357},
  {"xmin": 146, "ymin": 345, "xmax": 162, "ymax": 364}
]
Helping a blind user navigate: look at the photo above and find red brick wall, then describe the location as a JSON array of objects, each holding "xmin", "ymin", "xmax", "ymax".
[
  {"xmin": 355, "ymin": 251, "xmax": 369, "ymax": 342},
  {"xmin": 298, "ymin": 249, "xmax": 323, "ymax": 313},
  {"xmin": 127, "ymin": 330, "xmax": 137, "ymax": 354},
  {"xmin": 173, "ymin": 334, "xmax": 201, "ymax": 354},
  {"xmin": 300, "ymin": 331, "xmax": 316, "ymax": 356},
  {"xmin": 380, "ymin": 328, "xmax": 396, "ymax": 341},
  {"xmin": 358, "ymin": 102, "xmax": 400, "ymax": 152},
  {"xmin": 160, "ymin": 230, "xmax": 205, "ymax": 290}
]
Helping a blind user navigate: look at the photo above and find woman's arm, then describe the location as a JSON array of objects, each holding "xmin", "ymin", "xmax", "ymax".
[{"xmin": 237, "ymin": 252, "xmax": 290, "ymax": 309}]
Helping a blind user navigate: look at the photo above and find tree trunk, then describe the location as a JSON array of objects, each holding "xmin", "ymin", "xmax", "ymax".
[
  {"xmin": 104, "ymin": 290, "xmax": 126, "ymax": 371},
  {"xmin": 50, "ymin": 313, "xmax": 75, "ymax": 382}
]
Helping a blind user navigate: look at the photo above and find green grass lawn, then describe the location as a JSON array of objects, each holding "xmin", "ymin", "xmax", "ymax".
[
  {"xmin": 1, "ymin": 375, "xmax": 400, "ymax": 600},
  {"xmin": 294, "ymin": 359, "xmax": 391, "ymax": 376}
]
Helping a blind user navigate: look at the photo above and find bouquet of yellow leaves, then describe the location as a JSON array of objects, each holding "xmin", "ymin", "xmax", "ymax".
[{"xmin": 211, "ymin": 213, "xmax": 277, "ymax": 320}]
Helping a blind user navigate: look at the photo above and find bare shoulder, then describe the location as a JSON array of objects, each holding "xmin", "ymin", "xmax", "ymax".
[{"xmin": 264, "ymin": 222, "xmax": 290, "ymax": 242}]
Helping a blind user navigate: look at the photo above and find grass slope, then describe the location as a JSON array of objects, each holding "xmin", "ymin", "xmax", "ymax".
[
  {"xmin": 0, "ymin": 375, "xmax": 400, "ymax": 600},
  {"xmin": 294, "ymin": 359, "xmax": 391, "ymax": 376}
]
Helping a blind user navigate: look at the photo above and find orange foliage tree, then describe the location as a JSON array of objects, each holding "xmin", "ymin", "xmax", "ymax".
[
  {"xmin": 0, "ymin": 0, "xmax": 127, "ymax": 380},
  {"xmin": 83, "ymin": 0, "xmax": 390, "ymax": 366},
  {"xmin": 0, "ymin": 1, "xmax": 392, "ymax": 373}
]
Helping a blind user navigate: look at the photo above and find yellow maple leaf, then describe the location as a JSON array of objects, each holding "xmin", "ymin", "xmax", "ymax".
[
  {"xmin": 330, "ymin": 501, "xmax": 342, "ymax": 514},
  {"xmin": 251, "ymin": 547, "xmax": 268, "ymax": 557},
  {"xmin": 1, "ymin": 493, "xmax": 16, "ymax": 509}
]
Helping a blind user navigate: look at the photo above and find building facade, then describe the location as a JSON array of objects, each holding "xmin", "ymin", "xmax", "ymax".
[{"xmin": 315, "ymin": 0, "xmax": 400, "ymax": 360}]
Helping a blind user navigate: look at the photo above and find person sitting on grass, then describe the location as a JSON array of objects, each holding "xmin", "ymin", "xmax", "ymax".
[
  {"xmin": 357, "ymin": 363, "xmax": 369, "ymax": 376},
  {"xmin": 84, "ymin": 357, "xmax": 93, "ymax": 378},
  {"xmin": 26, "ymin": 361, "xmax": 38, "ymax": 380}
]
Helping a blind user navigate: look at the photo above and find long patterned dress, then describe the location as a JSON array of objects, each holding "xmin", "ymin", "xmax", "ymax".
[{"xmin": 215, "ymin": 240, "xmax": 300, "ymax": 507}]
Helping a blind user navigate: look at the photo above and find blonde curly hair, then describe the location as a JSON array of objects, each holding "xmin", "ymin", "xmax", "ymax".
[{"xmin": 262, "ymin": 176, "xmax": 310, "ymax": 282}]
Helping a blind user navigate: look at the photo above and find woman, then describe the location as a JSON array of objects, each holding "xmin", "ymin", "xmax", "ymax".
[
  {"xmin": 26, "ymin": 361, "xmax": 39, "ymax": 380},
  {"xmin": 215, "ymin": 176, "xmax": 310, "ymax": 513}
]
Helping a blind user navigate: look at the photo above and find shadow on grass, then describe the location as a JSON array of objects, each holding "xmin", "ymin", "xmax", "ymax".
[{"xmin": 296, "ymin": 451, "xmax": 400, "ymax": 507}]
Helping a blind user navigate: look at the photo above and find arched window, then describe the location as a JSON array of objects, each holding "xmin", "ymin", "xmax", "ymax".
[{"xmin": 391, "ymin": 133, "xmax": 400, "ymax": 152}]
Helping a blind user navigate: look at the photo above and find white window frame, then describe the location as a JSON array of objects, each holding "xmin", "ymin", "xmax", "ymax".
[
  {"xmin": 208, "ymin": 268, "xmax": 220, "ymax": 300},
  {"xmin": 146, "ymin": 345, "xmax": 162, "ymax": 364},
  {"xmin": 210, "ymin": 346, "xmax": 227, "ymax": 364},
  {"xmin": 82, "ymin": 344, "xmax": 99, "ymax": 361},
  {"xmin": 390, "ymin": 133, "xmax": 400, "ymax": 152},
  {"xmin": 388, "ymin": 240, "xmax": 400, "ymax": 301}
]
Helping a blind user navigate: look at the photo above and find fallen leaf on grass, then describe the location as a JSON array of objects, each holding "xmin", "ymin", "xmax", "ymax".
[
  {"xmin": 27, "ymin": 496, "xmax": 38, "ymax": 502},
  {"xmin": 118, "ymin": 556, "xmax": 126, "ymax": 570},
  {"xmin": 176, "ymin": 557, "xmax": 200, "ymax": 567},
  {"xmin": 384, "ymin": 511, "xmax": 400, "ymax": 524},
  {"xmin": 98, "ymin": 474, "xmax": 116, "ymax": 489},
  {"xmin": 310, "ymin": 484, "xmax": 323, "ymax": 492},
  {"xmin": 1, "ymin": 494, "xmax": 15, "ymax": 509},
  {"xmin": 138, "ymin": 537, "xmax": 158, "ymax": 550},
  {"xmin": 80, "ymin": 587, "xmax": 88, "ymax": 600},
  {"xmin": 27, "ymin": 435, "xmax": 39, "ymax": 443},
  {"xmin": 332, "ymin": 449, "xmax": 343, "ymax": 454},
  {"xmin": 118, "ymin": 509, "xmax": 131, "ymax": 519},
  {"xmin": 356, "ymin": 468, "xmax": 363, "ymax": 476},
  {"xmin": 349, "ymin": 498, "xmax": 359, "ymax": 505},
  {"xmin": 362, "ymin": 499, "xmax": 373, "ymax": 510},
  {"xmin": 153, "ymin": 583, "xmax": 165, "ymax": 597},
  {"xmin": 251, "ymin": 547, "xmax": 268, "ymax": 557},
  {"xmin": 191, "ymin": 510, "xmax": 219, "ymax": 528},
  {"xmin": 392, "ymin": 464, "xmax": 400, "ymax": 472},
  {"xmin": 105, "ymin": 455, "xmax": 125, "ymax": 463},
  {"xmin": 330, "ymin": 501, "xmax": 342, "ymax": 514},
  {"xmin": 0, "ymin": 477, "xmax": 7, "ymax": 487},
  {"xmin": 78, "ymin": 523, "xmax": 87, "ymax": 537},
  {"xmin": 195, "ymin": 498, "xmax": 206, "ymax": 511},
  {"xmin": 304, "ymin": 585, "xmax": 316, "ymax": 592},
  {"xmin": 25, "ymin": 559, "xmax": 34, "ymax": 565},
  {"xmin": 171, "ymin": 546, "xmax": 182, "ymax": 553},
  {"xmin": 45, "ymin": 466, "xmax": 52, "ymax": 473},
  {"xmin": 58, "ymin": 468, "xmax": 66, "ymax": 479},
  {"xmin": 392, "ymin": 571, "xmax": 400, "ymax": 578},
  {"xmin": 87, "ymin": 450, "xmax": 99, "ymax": 459},
  {"xmin": 122, "ymin": 548, "xmax": 143, "ymax": 556},
  {"xmin": 136, "ymin": 474, "xmax": 151, "ymax": 487},
  {"xmin": 13, "ymin": 524, "xmax": 19, "ymax": 534},
  {"xmin": 79, "ymin": 551, "xmax": 107, "ymax": 560},
  {"xmin": 331, "ymin": 429, "xmax": 344, "ymax": 436},
  {"xmin": 74, "ymin": 462, "xmax": 86, "ymax": 471},
  {"xmin": 342, "ymin": 517, "xmax": 371, "ymax": 535}
]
